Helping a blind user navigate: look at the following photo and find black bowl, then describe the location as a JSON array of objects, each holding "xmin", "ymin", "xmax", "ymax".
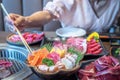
[{"xmin": 110, "ymin": 47, "xmax": 120, "ymax": 61}]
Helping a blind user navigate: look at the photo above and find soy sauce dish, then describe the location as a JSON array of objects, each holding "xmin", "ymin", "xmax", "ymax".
[{"xmin": 56, "ymin": 27, "xmax": 86, "ymax": 38}]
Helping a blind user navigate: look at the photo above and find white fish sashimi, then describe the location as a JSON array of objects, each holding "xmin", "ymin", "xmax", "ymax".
[
  {"xmin": 61, "ymin": 58, "xmax": 73, "ymax": 69},
  {"xmin": 38, "ymin": 65, "xmax": 49, "ymax": 72},
  {"xmin": 65, "ymin": 54, "xmax": 76, "ymax": 67}
]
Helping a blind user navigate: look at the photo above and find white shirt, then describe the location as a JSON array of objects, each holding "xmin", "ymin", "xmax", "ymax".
[{"xmin": 44, "ymin": 0, "xmax": 120, "ymax": 32}]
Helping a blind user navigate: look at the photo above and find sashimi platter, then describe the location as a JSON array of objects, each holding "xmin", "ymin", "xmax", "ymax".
[{"xmin": 26, "ymin": 32, "xmax": 107, "ymax": 78}]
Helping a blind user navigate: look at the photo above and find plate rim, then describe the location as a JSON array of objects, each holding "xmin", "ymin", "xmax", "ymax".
[{"xmin": 56, "ymin": 27, "xmax": 86, "ymax": 38}]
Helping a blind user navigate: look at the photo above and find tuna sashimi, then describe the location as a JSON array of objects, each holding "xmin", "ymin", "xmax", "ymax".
[{"xmin": 66, "ymin": 37, "xmax": 87, "ymax": 53}]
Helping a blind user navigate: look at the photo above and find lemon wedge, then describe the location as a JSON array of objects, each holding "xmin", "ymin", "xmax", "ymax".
[{"xmin": 87, "ymin": 32, "xmax": 99, "ymax": 42}]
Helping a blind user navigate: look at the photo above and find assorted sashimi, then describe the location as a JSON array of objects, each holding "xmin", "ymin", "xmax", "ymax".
[
  {"xmin": 27, "ymin": 37, "xmax": 85, "ymax": 73},
  {"xmin": 86, "ymin": 32, "xmax": 103, "ymax": 55},
  {"xmin": 86, "ymin": 39, "xmax": 103, "ymax": 54},
  {"xmin": 8, "ymin": 32, "xmax": 44, "ymax": 44},
  {"xmin": 66, "ymin": 37, "xmax": 87, "ymax": 53},
  {"xmin": 27, "ymin": 32, "xmax": 104, "ymax": 73}
]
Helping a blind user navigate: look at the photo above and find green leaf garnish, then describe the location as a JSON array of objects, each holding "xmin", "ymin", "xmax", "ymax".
[
  {"xmin": 67, "ymin": 47, "xmax": 84, "ymax": 64},
  {"xmin": 42, "ymin": 58, "xmax": 54, "ymax": 66},
  {"xmin": 41, "ymin": 43, "xmax": 52, "ymax": 51},
  {"xmin": 115, "ymin": 48, "xmax": 120, "ymax": 57}
]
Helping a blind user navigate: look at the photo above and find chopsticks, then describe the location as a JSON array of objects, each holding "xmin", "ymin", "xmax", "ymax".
[{"xmin": 0, "ymin": 3, "xmax": 33, "ymax": 54}]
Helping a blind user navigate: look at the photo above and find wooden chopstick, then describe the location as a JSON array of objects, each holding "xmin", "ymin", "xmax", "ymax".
[
  {"xmin": 0, "ymin": 3, "xmax": 33, "ymax": 54},
  {"xmin": 15, "ymin": 27, "xmax": 33, "ymax": 53}
]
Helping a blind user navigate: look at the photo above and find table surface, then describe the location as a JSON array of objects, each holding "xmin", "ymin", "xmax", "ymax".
[{"xmin": 0, "ymin": 31, "xmax": 111, "ymax": 80}]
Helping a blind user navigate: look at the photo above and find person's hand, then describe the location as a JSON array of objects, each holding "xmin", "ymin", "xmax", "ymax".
[
  {"xmin": 9, "ymin": 13, "xmax": 26, "ymax": 30},
  {"xmin": 5, "ymin": 13, "xmax": 27, "ymax": 32}
]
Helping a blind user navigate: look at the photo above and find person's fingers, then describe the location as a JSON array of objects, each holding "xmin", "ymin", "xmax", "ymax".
[
  {"xmin": 9, "ymin": 13, "xmax": 18, "ymax": 21},
  {"xmin": 14, "ymin": 16, "xmax": 26, "ymax": 27},
  {"xmin": 5, "ymin": 13, "xmax": 25, "ymax": 32},
  {"xmin": 9, "ymin": 13, "xmax": 21, "ymax": 19},
  {"xmin": 17, "ymin": 26, "xmax": 24, "ymax": 31},
  {"xmin": 9, "ymin": 13, "xmax": 26, "ymax": 28}
]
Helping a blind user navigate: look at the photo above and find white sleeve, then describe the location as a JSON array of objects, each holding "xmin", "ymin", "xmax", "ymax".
[{"xmin": 43, "ymin": 0, "xmax": 75, "ymax": 19}]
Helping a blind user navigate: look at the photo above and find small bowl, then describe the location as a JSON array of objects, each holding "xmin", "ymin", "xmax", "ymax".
[
  {"xmin": 110, "ymin": 47, "xmax": 120, "ymax": 61},
  {"xmin": 56, "ymin": 27, "xmax": 86, "ymax": 38}
]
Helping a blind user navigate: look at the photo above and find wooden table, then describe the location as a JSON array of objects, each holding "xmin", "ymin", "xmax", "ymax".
[{"xmin": 0, "ymin": 31, "xmax": 111, "ymax": 80}]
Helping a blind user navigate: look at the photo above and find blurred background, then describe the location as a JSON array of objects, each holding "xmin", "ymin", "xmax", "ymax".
[
  {"xmin": 0, "ymin": 0, "xmax": 61, "ymax": 32},
  {"xmin": 0, "ymin": 0, "xmax": 120, "ymax": 33}
]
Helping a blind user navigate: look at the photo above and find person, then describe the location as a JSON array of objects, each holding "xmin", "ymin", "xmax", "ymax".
[{"xmin": 7, "ymin": 0, "xmax": 120, "ymax": 33}]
